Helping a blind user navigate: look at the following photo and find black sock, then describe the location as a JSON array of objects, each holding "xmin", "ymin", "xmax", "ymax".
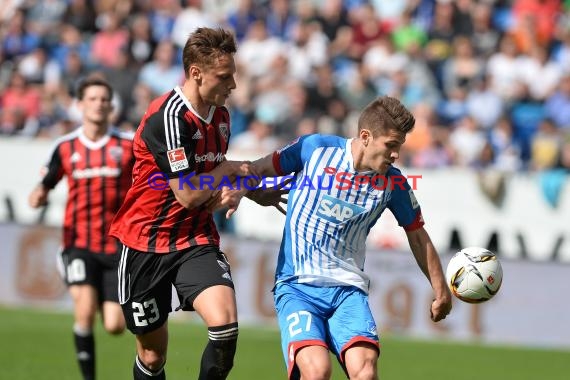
[
  {"xmin": 133, "ymin": 355, "xmax": 165, "ymax": 379},
  {"xmin": 73, "ymin": 326, "xmax": 95, "ymax": 380},
  {"xmin": 199, "ymin": 323, "xmax": 239, "ymax": 380}
]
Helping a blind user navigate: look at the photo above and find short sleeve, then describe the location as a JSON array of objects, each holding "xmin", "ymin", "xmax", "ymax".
[
  {"xmin": 141, "ymin": 110, "xmax": 198, "ymax": 179},
  {"xmin": 41, "ymin": 144, "xmax": 64, "ymax": 189},
  {"xmin": 387, "ymin": 171, "xmax": 425, "ymax": 231},
  {"xmin": 273, "ymin": 134, "xmax": 317, "ymax": 175}
]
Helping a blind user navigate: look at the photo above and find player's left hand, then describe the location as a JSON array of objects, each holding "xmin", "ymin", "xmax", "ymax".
[
  {"xmin": 220, "ymin": 188, "xmax": 246, "ymax": 219},
  {"xmin": 248, "ymin": 178, "xmax": 291, "ymax": 215}
]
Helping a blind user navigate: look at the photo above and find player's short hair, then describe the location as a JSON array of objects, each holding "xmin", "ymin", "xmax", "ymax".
[
  {"xmin": 76, "ymin": 76, "xmax": 113, "ymax": 101},
  {"xmin": 182, "ymin": 27, "xmax": 237, "ymax": 78},
  {"xmin": 358, "ymin": 96, "xmax": 415, "ymax": 136}
]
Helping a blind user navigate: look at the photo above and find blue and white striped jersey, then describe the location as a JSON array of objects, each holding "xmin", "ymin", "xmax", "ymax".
[{"xmin": 272, "ymin": 134, "xmax": 424, "ymax": 293}]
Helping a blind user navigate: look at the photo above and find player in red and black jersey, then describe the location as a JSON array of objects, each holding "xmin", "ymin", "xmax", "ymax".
[
  {"xmin": 29, "ymin": 77, "xmax": 134, "ymax": 380},
  {"xmin": 109, "ymin": 27, "xmax": 282, "ymax": 380}
]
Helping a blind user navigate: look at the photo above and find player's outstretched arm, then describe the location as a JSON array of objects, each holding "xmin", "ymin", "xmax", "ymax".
[
  {"xmin": 169, "ymin": 160, "xmax": 253, "ymax": 210},
  {"xmin": 406, "ymin": 227, "xmax": 452, "ymax": 322},
  {"xmin": 221, "ymin": 154, "xmax": 289, "ymax": 218}
]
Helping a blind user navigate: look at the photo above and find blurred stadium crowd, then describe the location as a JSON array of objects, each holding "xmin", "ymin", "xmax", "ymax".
[{"xmin": 1, "ymin": 0, "xmax": 569, "ymax": 173}]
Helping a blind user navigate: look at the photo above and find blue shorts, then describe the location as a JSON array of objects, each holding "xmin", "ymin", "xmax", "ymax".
[{"xmin": 274, "ymin": 282, "xmax": 379, "ymax": 379}]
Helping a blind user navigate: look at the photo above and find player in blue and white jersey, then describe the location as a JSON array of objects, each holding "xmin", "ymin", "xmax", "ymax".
[{"xmin": 220, "ymin": 96, "xmax": 452, "ymax": 379}]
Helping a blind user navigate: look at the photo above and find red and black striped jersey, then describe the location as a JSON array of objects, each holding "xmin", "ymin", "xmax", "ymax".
[
  {"xmin": 109, "ymin": 87, "xmax": 231, "ymax": 254},
  {"xmin": 41, "ymin": 127, "xmax": 135, "ymax": 254}
]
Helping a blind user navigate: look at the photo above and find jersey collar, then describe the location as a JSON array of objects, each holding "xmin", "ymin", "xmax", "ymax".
[
  {"xmin": 78, "ymin": 127, "xmax": 111, "ymax": 150},
  {"xmin": 174, "ymin": 86, "xmax": 215, "ymax": 124}
]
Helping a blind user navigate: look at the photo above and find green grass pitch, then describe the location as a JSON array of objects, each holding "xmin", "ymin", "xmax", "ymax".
[{"xmin": 0, "ymin": 307, "xmax": 568, "ymax": 379}]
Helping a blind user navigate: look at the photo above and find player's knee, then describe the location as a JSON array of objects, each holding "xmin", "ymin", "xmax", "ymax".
[
  {"xmin": 138, "ymin": 350, "xmax": 166, "ymax": 371},
  {"xmin": 104, "ymin": 323, "xmax": 125, "ymax": 335},
  {"xmin": 298, "ymin": 360, "xmax": 332, "ymax": 380},
  {"xmin": 103, "ymin": 318, "xmax": 125, "ymax": 335},
  {"xmin": 346, "ymin": 357, "xmax": 377, "ymax": 380},
  {"xmin": 201, "ymin": 323, "xmax": 238, "ymax": 378},
  {"xmin": 302, "ymin": 368, "xmax": 332, "ymax": 380}
]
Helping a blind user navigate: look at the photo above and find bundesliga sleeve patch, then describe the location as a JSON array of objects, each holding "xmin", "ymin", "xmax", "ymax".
[
  {"xmin": 408, "ymin": 189, "xmax": 419, "ymax": 209},
  {"xmin": 167, "ymin": 148, "xmax": 189, "ymax": 172}
]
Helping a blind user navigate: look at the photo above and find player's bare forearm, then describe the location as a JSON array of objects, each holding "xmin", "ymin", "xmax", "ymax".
[
  {"xmin": 406, "ymin": 227, "xmax": 452, "ymax": 321},
  {"xmin": 171, "ymin": 160, "xmax": 253, "ymax": 209},
  {"xmin": 406, "ymin": 228, "xmax": 450, "ymax": 300},
  {"xmin": 251, "ymin": 154, "xmax": 280, "ymax": 177}
]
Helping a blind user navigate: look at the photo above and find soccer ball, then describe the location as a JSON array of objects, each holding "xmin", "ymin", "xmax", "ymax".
[{"xmin": 446, "ymin": 247, "xmax": 503, "ymax": 304}]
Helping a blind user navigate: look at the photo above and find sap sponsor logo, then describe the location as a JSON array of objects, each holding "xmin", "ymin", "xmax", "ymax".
[
  {"xmin": 72, "ymin": 166, "xmax": 120, "ymax": 179},
  {"xmin": 195, "ymin": 152, "xmax": 225, "ymax": 163},
  {"xmin": 317, "ymin": 194, "xmax": 366, "ymax": 223}
]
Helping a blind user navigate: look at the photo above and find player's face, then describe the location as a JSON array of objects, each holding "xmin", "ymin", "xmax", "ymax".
[
  {"xmin": 364, "ymin": 128, "xmax": 406, "ymax": 174},
  {"xmin": 79, "ymin": 85, "xmax": 113, "ymax": 125},
  {"xmin": 198, "ymin": 54, "xmax": 237, "ymax": 107}
]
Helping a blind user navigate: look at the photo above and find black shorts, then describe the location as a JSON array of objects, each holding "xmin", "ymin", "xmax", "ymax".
[
  {"xmin": 59, "ymin": 247, "xmax": 120, "ymax": 303},
  {"xmin": 117, "ymin": 244, "xmax": 234, "ymax": 335}
]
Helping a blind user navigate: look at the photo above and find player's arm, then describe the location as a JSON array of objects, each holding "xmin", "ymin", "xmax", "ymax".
[
  {"xmin": 204, "ymin": 153, "xmax": 284, "ymax": 216},
  {"xmin": 388, "ymin": 173, "xmax": 451, "ymax": 322},
  {"xmin": 405, "ymin": 227, "xmax": 452, "ymax": 322},
  {"xmin": 169, "ymin": 160, "xmax": 252, "ymax": 209},
  {"xmin": 29, "ymin": 144, "xmax": 64, "ymax": 208},
  {"xmin": 213, "ymin": 136, "xmax": 308, "ymax": 217},
  {"xmin": 245, "ymin": 153, "xmax": 287, "ymax": 208},
  {"xmin": 141, "ymin": 110, "xmax": 252, "ymax": 210}
]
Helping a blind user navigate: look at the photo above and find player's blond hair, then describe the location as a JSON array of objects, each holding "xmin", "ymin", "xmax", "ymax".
[
  {"xmin": 358, "ymin": 96, "xmax": 415, "ymax": 136},
  {"xmin": 182, "ymin": 27, "xmax": 237, "ymax": 78}
]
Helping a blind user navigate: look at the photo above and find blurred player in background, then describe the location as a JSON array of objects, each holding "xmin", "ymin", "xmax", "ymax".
[
  {"xmin": 28, "ymin": 77, "xmax": 135, "ymax": 380},
  {"xmin": 221, "ymin": 96, "xmax": 453, "ymax": 379},
  {"xmin": 109, "ymin": 27, "xmax": 282, "ymax": 380}
]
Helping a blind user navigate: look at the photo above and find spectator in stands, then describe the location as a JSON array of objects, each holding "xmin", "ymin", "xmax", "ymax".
[
  {"xmin": 0, "ymin": 71, "xmax": 41, "ymax": 135},
  {"xmin": 2, "ymin": 8, "xmax": 41, "ymax": 61},
  {"xmin": 441, "ymin": 36, "xmax": 484, "ymax": 98},
  {"xmin": 90, "ymin": 12, "xmax": 129, "ymax": 68},
  {"xmin": 531, "ymin": 118, "xmax": 562, "ymax": 170},
  {"xmin": 544, "ymin": 73, "xmax": 570, "ymax": 130},
  {"xmin": 449, "ymin": 115, "xmax": 487, "ymax": 167},
  {"xmin": 138, "ymin": 40, "xmax": 183, "ymax": 97},
  {"xmin": 466, "ymin": 74, "xmax": 505, "ymax": 131},
  {"xmin": 126, "ymin": 13, "xmax": 157, "ymax": 68},
  {"xmin": 486, "ymin": 34, "xmax": 523, "ymax": 102},
  {"xmin": 62, "ymin": 0, "xmax": 97, "ymax": 33},
  {"xmin": 225, "ymin": 0, "xmax": 262, "ymax": 42}
]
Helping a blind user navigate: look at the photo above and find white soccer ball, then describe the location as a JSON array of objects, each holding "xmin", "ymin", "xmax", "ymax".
[{"xmin": 446, "ymin": 247, "xmax": 503, "ymax": 304}]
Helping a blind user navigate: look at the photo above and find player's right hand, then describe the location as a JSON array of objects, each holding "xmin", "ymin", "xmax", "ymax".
[{"xmin": 28, "ymin": 185, "xmax": 48, "ymax": 208}]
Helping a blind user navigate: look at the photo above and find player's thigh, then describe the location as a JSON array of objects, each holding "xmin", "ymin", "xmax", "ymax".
[
  {"xmin": 343, "ymin": 342, "xmax": 379, "ymax": 380},
  {"xmin": 295, "ymin": 345, "xmax": 332, "ymax": 380},
  {"xmin": 174, "ymin": 246, "xmax": 236, "ymax": 325},
  {"xmin": 101, "ymin": 301, "xmax": 125, "ymax": 334},
  {"xmin": 327, "ymin": 288, "xmax": 379, "ymax": 364},
  {"xmin": 118, "ymin": 246, "xmax": 173, "ymax": 335},
  {"xmin": 274, "ymin": 283, "xmax": 329, "ymax": 366},
  {"xmin": 100, "ymin": 252, "xmax": 121, "ymax": 303},
  {"xmin": 69, "ymin": 284, "xmax": 99, "ymax": 322},
  {"xmin": 98, "ymin": 253, "xmax": 125, "ymax": 332},
  {"xmin": 193, "ymin": 285, "xmax": 237, "ymax": 326}
]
